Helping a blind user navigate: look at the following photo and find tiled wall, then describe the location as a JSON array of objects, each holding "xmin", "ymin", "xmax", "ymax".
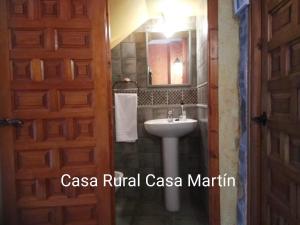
[
  {"xmin": 114, "ymin": 106, "xmax": 203, "ymax": 197},
  {"xmin": 112, "ymin": 30, "xmax": 206, "ymax": 201},
  {"xmin": 115, "ymin": 88, "xmax": 197, "ymax": 106},
  {"xmin": 112, "ymin": 32, "xmax": 198, "ymax": 106},
  {"xmin": 196, "ymin": 0, "xmax": 209, "ymax": 211},
  {"xmin": 111, "ymin": 34, "xmax": 138, "ymax": 83}
]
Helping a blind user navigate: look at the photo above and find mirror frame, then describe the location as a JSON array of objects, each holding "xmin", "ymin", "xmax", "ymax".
[{"xmin": 146, "ymin": 30, "xmax": 193, "ymax": 88}]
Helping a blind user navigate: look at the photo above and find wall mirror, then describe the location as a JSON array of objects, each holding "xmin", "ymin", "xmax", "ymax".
[{"xmin": 146, "ymin": 31, "xmax": 192, "ymax": 86}]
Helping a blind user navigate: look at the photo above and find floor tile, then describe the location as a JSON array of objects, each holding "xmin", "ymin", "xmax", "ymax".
[
  {"xmin": 172, "ymin": 216, "xmax": 208, "ymax": 225},
  {"xmin": 116, "ymin": 215, "xmax": 133, "ymax": 225},
  {"xmin": 115, "ymin": 188, "xmax": 208, "ymax": 225},
  {"xmin": 135, "ymin": 201, "xmax": 169, "ymax": 216},
  {"xmin": 116, "ymin": 197, "xmax": 138, "ymax": 216},
  {"xmin": 131, "ymin": 216, "xmax": 171, "ymax": 225}
]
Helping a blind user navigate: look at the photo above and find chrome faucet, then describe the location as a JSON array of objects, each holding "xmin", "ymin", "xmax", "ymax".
[{"xmin": 167, "ymin": 110, "xmax": 173, "ymax": 122}]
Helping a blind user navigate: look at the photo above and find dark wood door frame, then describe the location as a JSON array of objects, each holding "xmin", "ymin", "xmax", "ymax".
[
  {"xmin": 248, "ymin": 0, "xmax": 262, "ymax": 224},
  {"xmin": 207, "ymin": 1, "xmax": 220, "ymax": 225}
]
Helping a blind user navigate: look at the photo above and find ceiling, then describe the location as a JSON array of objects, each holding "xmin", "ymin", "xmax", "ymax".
[{"xmin": 109, "ymin": 0, "xmax": 201, "ymax": 48}]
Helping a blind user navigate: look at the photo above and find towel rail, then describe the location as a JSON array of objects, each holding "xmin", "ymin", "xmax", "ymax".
[{"xmin": 112, "ymin": 78, "xmax": 139, "ymax": 92}]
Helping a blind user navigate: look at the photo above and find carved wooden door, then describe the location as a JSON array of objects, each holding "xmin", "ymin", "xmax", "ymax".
[
  {"xmin": 261, "ymin": 0, "xmax": 300, "ymax": 224},
  {"xmin": 0, "ymin": 0, "xmax": 113, "ymax": 225}
]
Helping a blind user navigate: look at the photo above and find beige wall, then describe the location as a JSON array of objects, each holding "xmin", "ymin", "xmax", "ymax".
[
  {"xmin": 109, "ymin": 0, "xmax": 149, "ymax": 48},
  {"xmin": 218, "ymin": 0, "xmax": 240, "ymax": 225},
  {"xmin": 196, "ymin": 0, "xmax": 209, "ymax": 212},
  {"xmin": 146, "ymin": 0, "xmax": 200, "ymax": 18},
  {"xmin": 109, "ymin": 0, "xmax": 201, "ymax": 49}
]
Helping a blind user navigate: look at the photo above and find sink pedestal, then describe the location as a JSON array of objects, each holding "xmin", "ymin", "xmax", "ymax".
[
  {"xmin": 144, "ymin": 118, "xmax": 197, "ymax": 212},
  {"xmin": 162, "ymin": 137, "xmax": 179, "ymax": 212}
]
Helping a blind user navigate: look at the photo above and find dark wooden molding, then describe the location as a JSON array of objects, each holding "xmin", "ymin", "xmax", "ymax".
[
  {"xmin": 248, "ymin": 0, "xmax": 262, "ymax": 224},
  {"xmin": 91, "ymin": 0, "xmax": 114, "ymax": 224},
  {"xmin": 207, "ymin": 0, "xmax": 220, "ymax": 225},
  {"xmin": 0, "ymin": 1, "xmax": 18, "ymax": 224}
]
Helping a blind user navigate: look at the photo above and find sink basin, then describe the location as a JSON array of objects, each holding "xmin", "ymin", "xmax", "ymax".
[
  {"xmin": 144, "ymin": 118, "xmax": 197, "ymax": 137},
  {"xmin": 144, "ymin": 118, "xmax": 197, "ymax": 212}
]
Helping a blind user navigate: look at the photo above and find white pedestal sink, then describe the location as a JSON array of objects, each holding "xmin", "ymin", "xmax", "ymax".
[{"xmin": 144, "ymin": 118, "xmax": 197, "ymax": 212}]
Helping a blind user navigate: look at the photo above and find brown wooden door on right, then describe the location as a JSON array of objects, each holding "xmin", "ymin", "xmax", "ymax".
[{"xmin": 261, "ymin": 0, "xmax": 300, "ymax": 224}]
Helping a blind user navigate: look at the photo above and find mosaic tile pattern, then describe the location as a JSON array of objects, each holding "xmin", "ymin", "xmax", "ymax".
[
  {"xmin": 182, "ymin": 88, "xmax": 197, "ymax": 104},
  {"xmin": 112, "ymin": 34, "xmax": 200, "ymax": 107},
  {"xmin": 113, "ymin": 87, "xmax": 199, "ymax": 106},
  {"xmin": 138, "ymin": 90, "xmax": 152, "ymax": 105},
  {"xmin": 152, "ymin": 90, "xmax": 167, "ymax": 105},
  {"xmin": 167, "ymin": 89, "xmax": 183, "ymax": 104},
  {"xmin": 114, "ymin": 90, "xmax": 137, "ymax": 93}
]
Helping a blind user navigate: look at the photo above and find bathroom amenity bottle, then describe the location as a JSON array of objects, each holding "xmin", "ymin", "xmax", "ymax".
[
  {"xmin": 167, "ymin": 110, "xmax": 173, "ymax": 122},
  {"xmin": 180, "ymin": 101, "xmax": 187, "ymax": 121},
  {"xmin": 182, "ymin": 110, "xmax": 187, "ymax": 120}
]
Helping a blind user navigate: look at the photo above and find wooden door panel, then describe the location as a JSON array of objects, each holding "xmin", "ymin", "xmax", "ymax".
[
  {"xmin": 267, "ymin": 204, "xmax": 292, "ymax": 225},
  {"xmin": 289, "ymin": 38, "xmax": 300, "ymax": 74},
  {"xmin": 267, "ymin": 2, "xmax": 300, "ymax": 50},
  {"xmin": 289, "ymin": 137, "xmax": 300, "ymax": 169},
  {"xmin": 262, "ymin": 0, "xmax": 300, "ymax": 224},
  {"xmin": 16, "ymin": 177, "xmax": 97, "ymax": 201},
  {"xmin": 0, "ymin": 0, "xmax": 113, "ymax": 225},
  {"xmin": 268, "ymin": 169, "xmax": 293, "ymax": 207}
]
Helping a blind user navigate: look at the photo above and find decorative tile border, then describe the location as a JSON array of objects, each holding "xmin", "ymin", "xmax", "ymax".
[
  {"xmin": 138, "ymin": 89, "xmax": 152, "ymax": 105},
  {"xmin": 113, "ymin": 87, "xmax": 198, "ymax": 106},
  {"xmin": 168, "ymin": 89, "xmax": 183, "ymax": 105},
  {"xmin": 152, "ymin": 90, "xmax": 167, "ymax": 105},
  {"xmin": 183, "ymin": 89, "xmax": 198, "ymax": 104}
]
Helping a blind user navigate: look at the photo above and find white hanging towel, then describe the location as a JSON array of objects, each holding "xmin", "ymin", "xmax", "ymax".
[{"xmin": 114, "ymin": 93, "xmax": 138, "ymax": 142}]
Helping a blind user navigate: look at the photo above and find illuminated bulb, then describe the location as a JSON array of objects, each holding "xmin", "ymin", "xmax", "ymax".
[
  {"xmin": 160, "ymin": 15, "xmax": 177, "ymax": 38},
  {"xmin": 173, "ymin": 58, "xmax": 183, "ymax": 74},
  {"xmin": 171, "ymin": 58, "xmax": 183, "ymax": 84},
  {"xmin": 163, "ymin": 22, "xmax": 175, "ymax": 38}
]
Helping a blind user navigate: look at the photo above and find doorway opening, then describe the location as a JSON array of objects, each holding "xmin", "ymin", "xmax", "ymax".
[
  {"xmin": 109, "ymin": 0, "xmax": 219, "ymax": 225},
  {"xmin": 0, "ymin": 0, "xmax": 219, "ymax": 224}
]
